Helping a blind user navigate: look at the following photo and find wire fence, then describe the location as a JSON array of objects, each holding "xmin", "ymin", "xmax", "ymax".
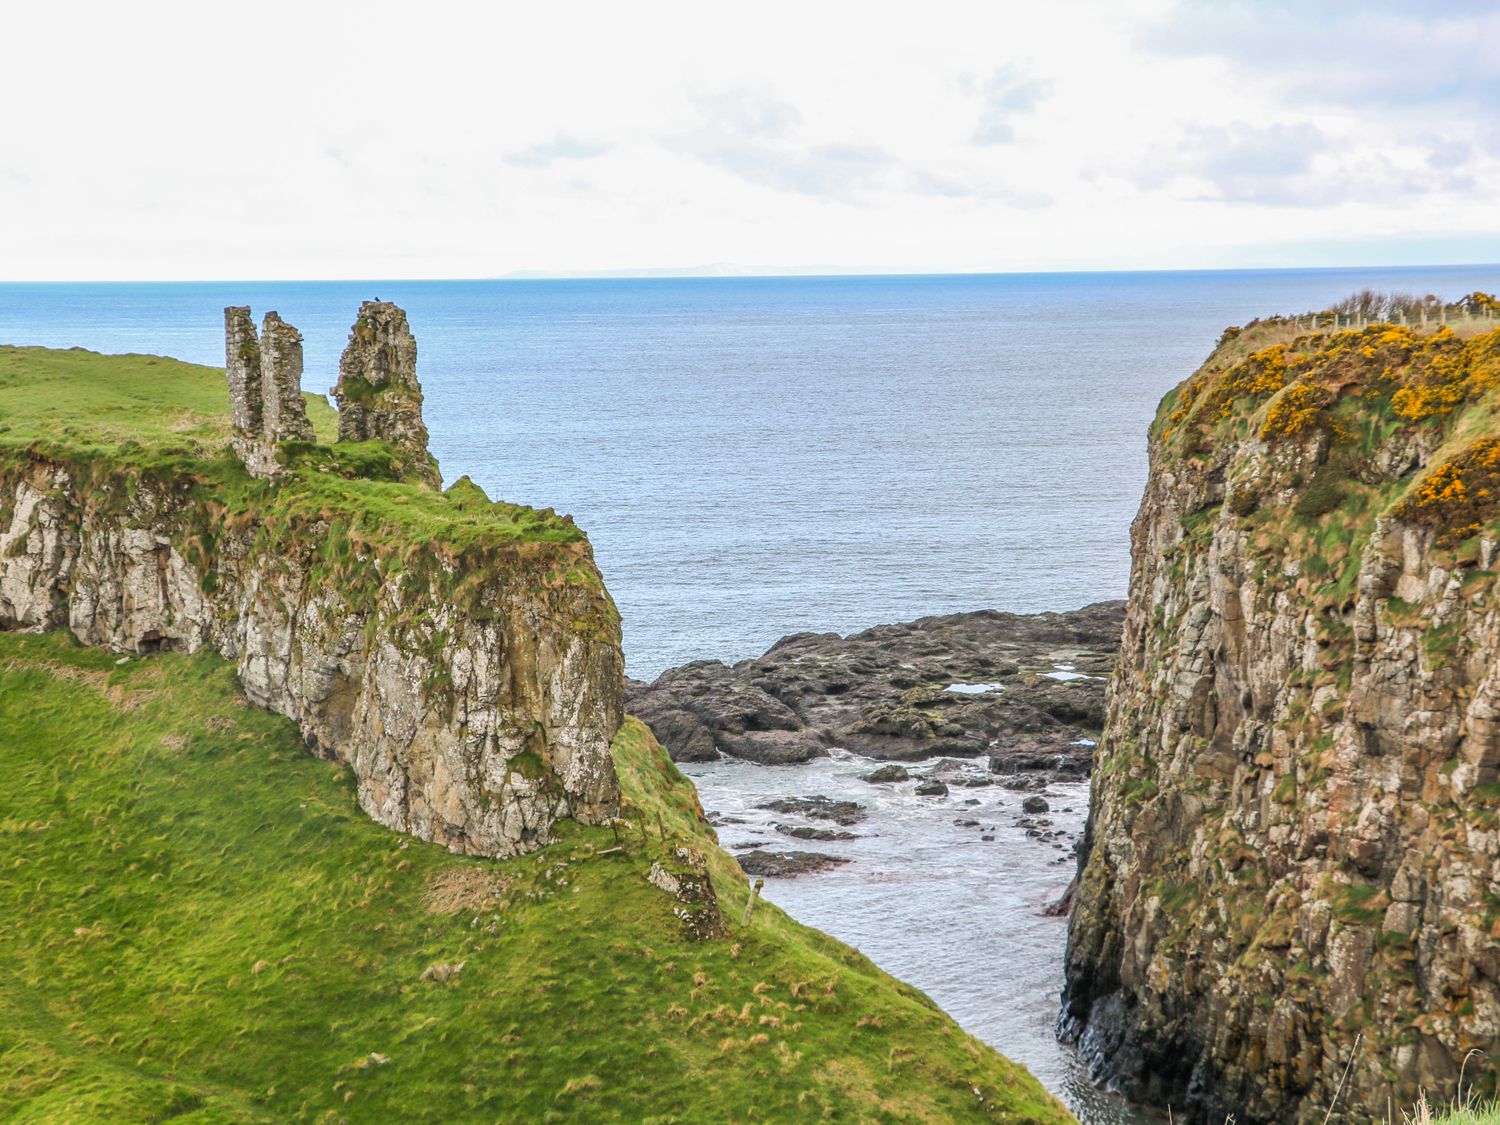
[{"xmin": 1287, "ymin": 306, "xmax": 1499, "ymax": 333}]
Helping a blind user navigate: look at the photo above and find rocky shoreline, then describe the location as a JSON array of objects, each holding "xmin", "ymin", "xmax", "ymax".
[
  {"xmin": 627, "ymin": 601, "xmax": 1123, "ymax": 780},
  {"xmin": 631, "ymin": 603, "xmax": 1124, "ymax": 884}
]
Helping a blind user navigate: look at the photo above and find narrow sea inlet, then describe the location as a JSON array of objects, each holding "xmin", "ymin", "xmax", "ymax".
[{"xmin": 680, "ymin": 752, "xmax": 1157, "ymax": 1122}]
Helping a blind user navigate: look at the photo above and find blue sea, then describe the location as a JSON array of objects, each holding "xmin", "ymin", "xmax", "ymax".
[{"xmin": 2, "ymin": 266, "xmax": 1495, "ymax": 678}]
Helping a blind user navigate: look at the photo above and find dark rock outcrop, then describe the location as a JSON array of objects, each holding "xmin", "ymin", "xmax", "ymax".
[
  {"xmin": 736, "ymin": 850, "xmax": 851, "ymax": 878},
  {"xmin": 628, "ymin": 603, "xmax": 1122, "ymax": 768},
  {"xmin": 756, "ymin": 796, "xmax": 867, "ymax": 826}
]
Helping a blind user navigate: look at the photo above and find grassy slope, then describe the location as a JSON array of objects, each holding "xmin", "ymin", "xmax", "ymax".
[
  {"xmin": 0, "ymin": 633, "xmax": 1070, "ymax": 1123},
  {"xmin": 0, "ymin": 345, "xmax": 1071, "ymax": 1122}
]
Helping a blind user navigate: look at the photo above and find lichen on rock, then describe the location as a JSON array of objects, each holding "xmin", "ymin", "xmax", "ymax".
[{"xmin": 1062, "ymin": 314, "xmax": 1500, "ymax": 1122}]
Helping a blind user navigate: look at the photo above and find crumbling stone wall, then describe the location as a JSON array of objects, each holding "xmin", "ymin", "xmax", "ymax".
[{"xmin": 224, "ymin": 307, "xmax": 315, "ymax": 478}]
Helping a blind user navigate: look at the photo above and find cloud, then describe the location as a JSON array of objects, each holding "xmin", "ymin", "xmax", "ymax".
[
  {"xmin": 671, "ymin": 86, "xmax": 901, "ymax": 199},
  {"xmin": 972, "ymin": 67, "xmax": 1049, "ymax": 146},
  {"xmin": 1141, "ymin": 1, "xmax": 1500, "ymax": 110},
  {"xmin": 503, "ymin": 134, "xmax": 612, "ymax": 169},
  {"xmin": 1135, "ymin": 119, "xmax": 1481, "ymax": 207}
]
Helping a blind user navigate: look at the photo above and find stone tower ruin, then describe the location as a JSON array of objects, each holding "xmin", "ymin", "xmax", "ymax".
[
  {"xmin": 224, "ymin": 307, "xmax": 315, "ymax": 477},
  {"xmin": 331, "ymin": 301, "xmax": 440, "ymax": 486}
]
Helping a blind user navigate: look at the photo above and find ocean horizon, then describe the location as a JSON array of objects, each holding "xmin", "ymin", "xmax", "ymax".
[{"xmin": 4, "ymin": 264, "xmax": 1497, "ymax": 677}]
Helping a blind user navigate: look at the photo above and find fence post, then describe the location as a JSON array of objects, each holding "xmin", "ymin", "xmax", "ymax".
[{"xmin": 741, "ymin": 878, "xmax": 765, "ymax": 927}]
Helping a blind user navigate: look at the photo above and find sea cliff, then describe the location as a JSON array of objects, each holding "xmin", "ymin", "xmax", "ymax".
[
  {"xmin": 1063, "ymin": 308, "xmax": 1500, "ymax": 1121},
  {"xmin": 0, "ymin": 312, "xmax": 622, "ymax": 857}
]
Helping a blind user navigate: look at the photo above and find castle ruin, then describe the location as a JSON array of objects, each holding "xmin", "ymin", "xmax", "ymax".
[
  {"xmin": 224, "ymin": 307, "xmax": 316, "ymax": 477},
  {"xmin": 224, "ymin": 301, "xmax": 437, "ymax": 486}
]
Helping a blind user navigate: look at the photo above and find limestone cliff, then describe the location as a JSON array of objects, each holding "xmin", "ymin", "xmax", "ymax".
[
  {"xmin": 0, "ymin": 310, "xmax": 622, "ymax": 857},
  {"xmin": 1063, "ymin": 314, "xmax": 1500, "ymax": 1121}
]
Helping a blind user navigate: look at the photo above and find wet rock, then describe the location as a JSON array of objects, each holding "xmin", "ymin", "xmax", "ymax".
[
  {"xmin": 862, "ymin": 764, "xmax": 910, "ymax": 783},
  {"xmin": 736, "ymin": 850, "xmax": 851, "ymax": 878},
  {"xmin": 914, "ymin": 780, "xmax": 948, "ymax": 797},
  {"xmin": 1022, "ymin": 795, "xmax": 1051, "ymax": 814},
  {"xmin": 1042, "ymin": 875, "xmax": 1077, "ymax": 917},
  {"xmin": 954, "ymin": 818, "xmax": 980, "ymax": 828},
  {"xmin": 624, "ymin": 663, "xmax": 826, "ymax": 765},
  {"xmin": 776, "ymin": 823, "xmax": 857, "ymax": 842},
  {"xmin": 716, "ymin": 728, "xmax": 828, "ymax": 765},
  {"xmin": 756, "ymin": 796, "xmax": 867, "ymax": 826},
  {"xmin": 996, "ymin": 773, "xmax": 1050, "ymax": 792},
  {"xmin": 629, "ymin": 603, "xmax": 1122, "ymax": 767}
]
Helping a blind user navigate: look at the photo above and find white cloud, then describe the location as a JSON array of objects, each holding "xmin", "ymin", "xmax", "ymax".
[
  {"xmin": 971, "ymin": 67, "xmax": 1050, "ymax": 146},
  {"xmin": 504, "ymin": 135, "xmax": 613, "ymax": 169},
  {"xmin": 0, "ymin": 0, "xmax": 1495, "ymax": 279}
]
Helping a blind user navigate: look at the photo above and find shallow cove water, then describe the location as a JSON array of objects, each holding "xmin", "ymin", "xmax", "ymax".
[{"xmin": 682, "ymin": 753, "xmax": 1159, "ymax": 1123}]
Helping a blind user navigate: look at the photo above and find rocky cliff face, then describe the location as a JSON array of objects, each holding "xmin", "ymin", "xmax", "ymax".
[
  {"xmin": 1062, "ymin": 318, "xmax": 1500, "ymax": 1121},
  {"xmin": 0, "ymin": 308, "xmax": 623, "ymax": 857}
]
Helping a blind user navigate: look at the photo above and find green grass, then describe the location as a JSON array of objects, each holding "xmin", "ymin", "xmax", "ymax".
[
  {"xmin": 0, "ymin": 347, "xmax": 585, "ymax": 602},
  {"xmin": 1431, "ymin": 1105, "xmax": 1500, "ymax": 1123},
  {"xmin": 0, "ymin": 344, "xmax": 337, "ymax": 452},
  {"xmin": 0, "ymin": 631, "xmax": 1072, "ymax": 1123}
]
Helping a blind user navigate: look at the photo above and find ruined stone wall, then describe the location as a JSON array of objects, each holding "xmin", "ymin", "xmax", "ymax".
[{"xmin": 225, "ymin": 307, "xmax": 316, "ymax": 478}]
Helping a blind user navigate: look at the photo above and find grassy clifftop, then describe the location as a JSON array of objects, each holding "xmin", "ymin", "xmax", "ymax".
[
  {"xmin": 0, "ymin": 632, "xmax": 1070, "ymax": 1122},
  {"xmin": 1153, "ymin": 318, "xmax": 1500, "ymax": 605},
  {"xmin": 0, "ymin": 344, "xmax": 582, "ymax": 554},
  {"xmin": 0, "ymin": 344, "xmax": 1070, "ymax": 1121}
]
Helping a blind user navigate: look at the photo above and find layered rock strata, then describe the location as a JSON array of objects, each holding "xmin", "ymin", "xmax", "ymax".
[{"xmin": 1063, "ymin": 319, "xmax": 1500, "ymax": 1121}]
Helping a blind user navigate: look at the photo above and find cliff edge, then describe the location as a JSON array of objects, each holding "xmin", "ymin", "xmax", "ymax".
[
  {"xmin": 1062, "ymin": 301, "xmax": 1500, "ymax": 1121},
  {"xmin": 0, "ymin": 310, "xmax": 622, "ymax": 857}
]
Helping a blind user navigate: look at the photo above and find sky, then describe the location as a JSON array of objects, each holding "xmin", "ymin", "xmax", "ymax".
[{"xmin": 2, "ymin": 0, "xmax": 1498, "ymax": 280}]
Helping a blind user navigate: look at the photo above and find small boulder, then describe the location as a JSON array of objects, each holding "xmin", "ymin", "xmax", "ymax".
[
  {"xmin": 1022, "ymin": 795, "xmax": 1051, "ymax": 814},
  {"xmin": 914, "ymin": 780, "xmax": 949, "ymax": 797},
  {"xmin": 776, "ymin": 823, "xmax": 858, "ymax": 842},
  {"xmin": 862, "ymin": 764, "xmax": 910, "ymax": 784},
  {"xmin": 757, "ymin": 796, "xmax": 867, "ymax": 825},
  {"xmin": 736, "ymin": 850, "xmax": 851, "ymax": 878}
]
